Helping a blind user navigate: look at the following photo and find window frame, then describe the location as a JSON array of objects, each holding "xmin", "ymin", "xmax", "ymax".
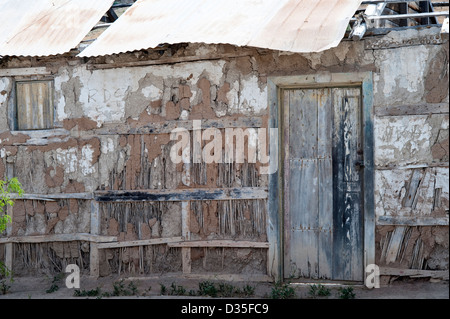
[{"xmin": 9, "ymin": 76, "xmax": 55, "ymax": 131}]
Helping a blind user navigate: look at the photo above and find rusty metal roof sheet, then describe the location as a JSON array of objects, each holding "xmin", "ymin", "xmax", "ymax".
[
  {"xmin": 79, "ymin": 0, "xmax": 362, "ymax": 57},
  {"xmin": 0, "ymin": 0, "xmax": 114, "ymax": 57}
]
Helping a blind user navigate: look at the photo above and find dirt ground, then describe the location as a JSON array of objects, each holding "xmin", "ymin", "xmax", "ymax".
[{"xmin": 0, "ymin": 274, "xmax": 448, "ymax": 299}]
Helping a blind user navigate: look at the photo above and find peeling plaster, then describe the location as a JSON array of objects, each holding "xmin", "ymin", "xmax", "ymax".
[
  {"xmin": 375, "ymin": 115, "xmax": 433, "ymax": 166},
  {"xmin": 227, "ymin": 75, "xmax": 267, "ymax": 115}
]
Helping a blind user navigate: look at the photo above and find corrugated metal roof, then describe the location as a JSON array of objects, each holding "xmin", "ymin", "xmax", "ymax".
[
  {"xmin": 79, "ymin": 0, "xmax": 362, "ymax": 57},
  {"xmin": 0, "ymin": 0, "xmax": 114, "ymax": 57}
]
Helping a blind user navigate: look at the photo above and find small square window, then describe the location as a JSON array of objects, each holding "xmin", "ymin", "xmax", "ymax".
[{"xmin": 15, "ymin": 80, "xmax": 54, "ymax": 130}]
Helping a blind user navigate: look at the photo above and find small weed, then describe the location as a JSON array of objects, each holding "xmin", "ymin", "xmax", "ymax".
[
  {"xmin": 112, "ymin": 279, "xmax": 138, "ymax": 296},
  {"xmin": 0, "ymin": 281, "xmax": 11, "ymax": 295},
  {"xmin": 242, "ymin": 284, "xmax": 255, "ymax": 297},
  {"xmin": 188, "ymin": 289, "xmax": 197, "ymax": 296},
  {"xmin": 160, "ymin": 283, "xmax": 167, "ymax": 295},
  {"xmin": 308, "ymin": 284, "xmax": 331, "ymax": 297},
  {"xmin": 46, "ymin": 283, "xmax": 59, "ymax": 294},
  {"xmin": 270, "ymin": 282, "xmax": 296, "ymax": 299},
  {"xmin": 338, "ymin": 286, "xmax": 356, "ymax": 299},
  {"xmin": 218, "ymin": 282, "xmax": 235, "ymax": 297},
  {"xmin": 46, "ymin": 272, "xmax": 65, "ymax": 294},
  {"xmin": 0, "ymin": 263, "xmax": 14, "ymax": 295},
  {"xmin": 74, "ymin": 287, "xmax": 102, "ymax": 297},
  {"xmin": 198, "ymin": 281, "xmax": 218, "ymax": 297},
  {"xmin": 169, "ymin": 282, "xmax": 187, "ymax": 296},
  {"xmin": 159, "ymin": 281, "xmax": 255, "ymax": 298}
]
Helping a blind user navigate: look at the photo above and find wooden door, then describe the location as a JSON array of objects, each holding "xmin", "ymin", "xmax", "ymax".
[{"xmin": 283, "ymin": 87, "xmax": 364, "ymax": 282}]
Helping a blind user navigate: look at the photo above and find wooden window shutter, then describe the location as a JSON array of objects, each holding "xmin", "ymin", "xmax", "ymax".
[{"xmin": 16, "ymin": 81, "xmax": 54, "ymax": 130}]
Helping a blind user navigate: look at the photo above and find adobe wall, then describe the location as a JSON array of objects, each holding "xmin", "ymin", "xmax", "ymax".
[{"xmin": 0, "ymin": 26, "xmax": 448, "ymax": 278}]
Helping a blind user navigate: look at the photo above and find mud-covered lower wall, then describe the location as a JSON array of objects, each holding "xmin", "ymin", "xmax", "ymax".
[{"xmin": 0, "ymin": 26, "xmax": 448, "ymax": 278}]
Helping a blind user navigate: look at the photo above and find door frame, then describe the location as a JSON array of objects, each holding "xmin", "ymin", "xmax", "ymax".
[{"xmin": 267, "ymin": 72, "xmax": 374, "ymax": 282}]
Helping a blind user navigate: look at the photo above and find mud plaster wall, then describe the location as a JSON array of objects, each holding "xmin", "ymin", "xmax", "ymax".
[{"xmin": 0, "ymin": 27, "xmax": 448, "ymax": 275}]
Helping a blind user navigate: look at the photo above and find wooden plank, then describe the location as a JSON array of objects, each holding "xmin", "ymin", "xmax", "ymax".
[
  {"xmin": 317, "ymin": 88, "xmax": 332, "ymax": 158},
  {"xmin": 90, "ymin": 201, "xmax": 100, "ymax": 236},
  {"xmin": 402, "ymin": 169, "xmax": 423, "ymax": 208},
  {"xmin": 0, "ymin": 67, "xmax": 50, "ymax": 77},
  {"xmin": 90, "ymin": 242, "xmax": 99, "ymax": 278},
  {"xmin": 343, "ymin": 91, "xmax": 361, "ymax": 183},
  {"xmin": 380, "ymin": 267, "xmax": 449, "ymax": 280},
  {"xmin": 10, "ymin": 193, "xmax": 94, "ymax": 201},
  {"xmin": 282, "ymin": 89, "xmax": 291, "ymax": 280},
  {"xmin": 182, "ymin": 248, "xmax": 192, "ymax": 274},
  {"xmin": 287, "ymin": 159, "xmax": 319, "ymax": 279},
  {"xmin": 4, "ymin": 206, "xmax": 13, "ymax": 270},
  {"xmin": 317, "ymin": 88, "xmax": 333, "ymax": 279},
  {"xmin": 0, "ymin": 233, "xmax": 117, "ymax": 244},
  {"xmin": 376, "ymin": 162, "xmax": 449, "ymax": 170},
  {"xmin": 94, "ymin": 187, "xmax": 268, "ymax": 202},
  {"xmin": 385, "ymin": 226, "xmax": 406, "ymax": 264},
  {"xmin": 97, "ymin": 236, "xmax": 183, "ymax": 249},
  {"xmin": 362, "ymin": 72, "xmax": 376, "ymax": 271},
  {"xmin": 289, "ymin": 89, "xmax": 318, "ymax": 159},
  {"xmin": 90, "ymin": 200, "xmax": 100, "ymax": 278},
  {"xmin": 181, "ymin": 201, "xmax": 191, "ymax": 274},
  {"xmin": 377, "ymin": 216, "xmax": 449, "ymax": 226},
  {"xmin": 267, "ymin": 78, "xmax": 281, "ymax": 281},
  {"xmin": 344, "ymin": 88, "xmax": 364, "ymax": 281},
  {"xmin": 318, "ymin": 158, "xmax": 333, "ymax": 279},
  {"xmin": 332, "ymin": 88, "xmax": 364, "ymax": 282},
  {"xmin": 86, "ymin": 52, "xmax": 252, "ymax": 70},
  {"xmin": 127, "ymin": 274, "xmax": 273, "ymax": 282},
  {"xmin": 168, "ymin": 240, "xmax": 269, "ymax": 248},
  {"xmin": 92, "ymin": 117, "xmax": 263, "ymax": 135}
]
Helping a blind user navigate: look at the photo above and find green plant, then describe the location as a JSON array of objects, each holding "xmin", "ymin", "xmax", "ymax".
[
  {"xmin": 0, "ymin": 178, "xmax": 23, "ymax": 295},
  {"xmin": 160, "ymin": 283, "xmax": 167, "ymax": 295},
  {"xmin": 0, "ymin": 178, "xmax": 24, "ymax": 233},
  {"xmin": 242, "ymin": 284, "xmax": 255, "ymax": 297},
  {"xmin": 46, "ymin": 283, "xmax": 59, "ymax": 294},
  {"xmin": 169, "ymin": 282, "xmax": 187, "ymax": 296},
  {"xmin": 338, "ymin": 286, "xmax": 356, "ymax": 299},
  {"xmin": 0, "ymin": 280, "xmax": 11, "ymax": 295},
  {"xmin": 74, "ymin": 287, "xmax": 102, "ymax": 297},
  {"xmin": 309, "ymin": 284, "xmax": 331, "ymax": 297},
  {"xmin": 0, "ymin": 263, "xmax": 14, "ymax": 295},
  {"xmin": 218, "ymin": 282, "xmax": 235, "ymax": 297},
  {"xmin": 46, "ymin": 272, "xmax": 66, "ymax": 294},
  {"xmin": 112, "ymin": 279, "xmax": 138, "ymax": 296},
  {"xmin": 270, "ymin": 282, "xmax": 296, "ymax": 299},
  {"xmin": 198, "ymin": 281, "xmax": 218, "ymax": 297}
]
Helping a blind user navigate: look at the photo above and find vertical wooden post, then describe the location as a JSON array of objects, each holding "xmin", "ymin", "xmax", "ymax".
[
  {"xmin": 362, "ymin": 72, "xmax": 375, "ymax": 272},
  {"xmin": 4, "ymin": 205, "xmax": 13, "ymax": 271},
  {"xmin": 181, "ymin": 201, "xmax": 191, "ymax": 274},
  {"xmin": 4, "ymin": 163, "xmax": 15, "ymax": 271},
  {"xmin": 90, "ymin": 201, "xmax": 100, "ymax": 278}
]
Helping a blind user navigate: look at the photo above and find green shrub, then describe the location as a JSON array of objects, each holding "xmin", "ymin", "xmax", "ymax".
[{"xmin": 270, "ymin": 282, "xmax": 296, "ymax": 299}]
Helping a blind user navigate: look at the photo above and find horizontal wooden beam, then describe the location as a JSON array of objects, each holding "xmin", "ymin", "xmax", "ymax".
[
  {"xmin": 375, "ymin": 162, "xmax": 449, "ymax": 170},
  {"xmin": 0, "ymin": 67, "xmax": 51, "ymax": 77},
  {"xmin": 86, "ymin": 52, "xmax": 252, "ymax": 70},
  {"xmin": 380, "ymin": 267, "xmax": 449, "ymax": 280},
  {"xmin": 9, "ymin": 187, "xmax": 268, "ymax": 203},
  {"xmin": 375, "ymin": 103, "xmax": 449, "ymax": 117},
  {"xmin": 377, "ymin": 216, "xmax": 449, "ymax": 226},
  {"xmin": 127, "ymin": 274, "xmax": 273, "ymax": 282},
  {"xmin": 168, "ymin": 240, "xmax": 269, "ymax": 248},
  {"xmin": 92, "ymin": 117, "xmax": 263, "ymax": 135},
  {"xmin": 94, "ymin": 187, "xmax": 268, "ymax": 202},
  {"xmin": 97, "ymin": 236, "xmax": 183, "ymax": 249},
  {"xmin": 10, "ymin": 193, "xmax": 94, "ymax": 201},
  {"xmin": 0, "ymin": 233, "xmax": 117, "ymax": 244}
]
